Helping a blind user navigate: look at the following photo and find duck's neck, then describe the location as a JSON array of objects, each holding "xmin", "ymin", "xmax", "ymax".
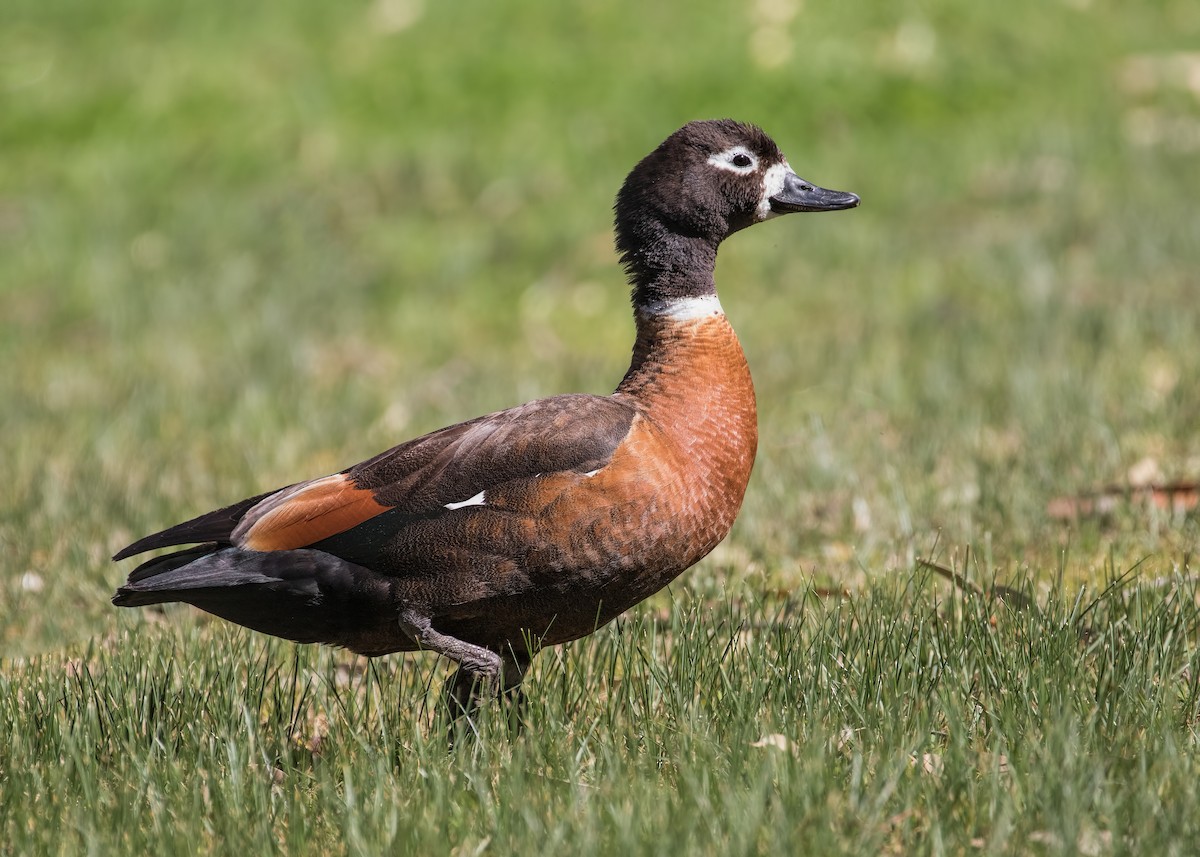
[
  {"xmin": 615, "ymin": 226, "xmax": 740, "ymax": 399},
  {"xmin": 621, "ymin": 224, "xmax": 719, "ymax": 307},
  {"xmin": 612, "ymin": 227, "xmax": 758, "ymax": 544},
  {"xmin": 614, "ymin": 213, "xmax": 752, "ymax": 401}
]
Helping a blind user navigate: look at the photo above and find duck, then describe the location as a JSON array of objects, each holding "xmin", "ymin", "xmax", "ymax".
[{"xmin": 113, "ymin": 119, "xmax": 859, "ymax": 718}]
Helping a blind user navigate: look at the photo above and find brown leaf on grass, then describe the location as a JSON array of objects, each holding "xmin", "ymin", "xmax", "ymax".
[
  {"xmin": 909, "ymin": 753, "xmax": 944, "ymax": 777},
  {"xmin": 917, "ymin": 557, "xmax": 1035, "ymax": 611},
  {"xmin": 979, "ymin": 751, "xmax": 1011, "ymax": 776},
  {"xmin": 779, "ymin": 586, "xmax": 852, "ymax": 600},
  {"xmin": 1028, "ymin": 831, "xmax": 1063, "ymax": 848},
  {"xmin": 1127, "ymin": 456, "xmax": 1163, "ymax": 488},
  {"xmin": 832, "ymin": 726, "xmax": 857, "ymax": 753},
  {"xmin": 750, "ymin": 733, "xmax": 795, "ymax": 753},
  {"xmin": 1029, "ymin": 828, "xmax": 1113, "ymax": 856},
  {"xmin": 294, "ymin": 712, "xmax": 330, "ymax": 755},
  {"xmin": 249, "ymin": 762, "xmax": 287, "ymax": 786},
  {"xmin": 1078, "ymin": 828, "xmax": 1114, "ymax": 856},
  {"xmin": 1117, "ymin": 52, "xmax": 1200, "ymax": 96},
  {"xmin": 1047, "ymin": 482, "xmax": 1200, "ymax": 521},
  {"xmin": 643, "ymin": 588, "xmax": 847, "ymax": 633},
  {"xmin": 822, "ymin": 541, "xmax": 855, "ymax": 563}
]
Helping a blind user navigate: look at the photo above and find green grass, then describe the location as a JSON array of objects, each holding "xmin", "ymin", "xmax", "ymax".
[
  {"xmin": 2, "ymin": 0, "xmax": 1199, "ymax": 852},
  {"xmin": 4, "ymin": 577, "xmax": 1199, "ymax": 853}
]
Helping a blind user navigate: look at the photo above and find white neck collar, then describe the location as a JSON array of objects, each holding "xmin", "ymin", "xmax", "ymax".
[{"xmin": 637, "ymin": 294, "xmax": 724, "ymax": 321}]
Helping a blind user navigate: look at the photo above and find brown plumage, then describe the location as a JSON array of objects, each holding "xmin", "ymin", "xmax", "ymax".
[{"xmin": 113, "ymin": 119, "xmax": 859, "ymax": 717}]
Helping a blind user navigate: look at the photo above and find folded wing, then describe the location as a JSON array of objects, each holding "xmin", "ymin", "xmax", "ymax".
[{"xmin": 113, "ymin": 393, "xmax": 637, "ymax": 570}]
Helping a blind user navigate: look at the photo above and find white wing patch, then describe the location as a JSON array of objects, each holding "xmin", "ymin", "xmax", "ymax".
[{"xmin": 444, "ymin": 490, "xmax": 486, "ymax": 510}]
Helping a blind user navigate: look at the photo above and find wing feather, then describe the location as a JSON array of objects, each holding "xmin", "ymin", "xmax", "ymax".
[
  {"xmin": 234, "ymin": 474, "xmax": 389, "ymax": 551},
  {"xmin": 111, "ymin": 489, "xmax": 280, "ymax": 561},
  {"xmin": 114, "ymin": 393, "xmax": 636, "ymax": 562}
]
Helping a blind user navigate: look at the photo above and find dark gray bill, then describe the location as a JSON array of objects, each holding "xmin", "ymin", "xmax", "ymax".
[{"xmin": 770, "ymin": 171, "xmax": 860, "ymax": 213}]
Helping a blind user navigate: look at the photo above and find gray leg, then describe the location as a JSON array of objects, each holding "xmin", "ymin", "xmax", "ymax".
[
  {"xmin": 398, "ymin": 609, "xmax": 532, "ymax": 723},
  {"xmin": 398, "ymin": 608, "xmax": 504, "ymax": 682},
  {"xmin": 442, "ymin": 647, "xmax": 532, "ymax": 716}
]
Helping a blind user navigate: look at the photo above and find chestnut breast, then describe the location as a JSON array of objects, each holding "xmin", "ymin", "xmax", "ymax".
[
  {"xmin": 611, "ymin": 308, "xmax": 759, "ymax": 569},
  {"xmin": 434, "ymin": 309, "xmax": 758, "ymax": 647}
]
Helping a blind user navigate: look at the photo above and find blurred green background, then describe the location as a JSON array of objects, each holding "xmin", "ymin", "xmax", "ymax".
[{"xmin": 3, "ymin": 0, "xmax": 1199, "ymax": 654}]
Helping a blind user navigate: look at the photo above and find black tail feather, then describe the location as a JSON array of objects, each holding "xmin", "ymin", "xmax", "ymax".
[
  {"xmin": 111, "ymin": 546, "xmax": 409, "ymax": 654},
  {"xmin": 125, "ymin": 544, "xmax": 220, "ymax": 585},
  {"xmin": 112, "ymin": 488, "xmax": 285, "ymax": 561}
]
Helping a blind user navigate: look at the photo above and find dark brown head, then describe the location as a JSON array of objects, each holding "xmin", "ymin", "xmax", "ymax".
[{"xmin": 614, "ymin": 119, "xmax": 858, "ymax": 305}]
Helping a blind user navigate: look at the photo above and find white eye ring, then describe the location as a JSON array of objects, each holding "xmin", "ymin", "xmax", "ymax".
[{"xmin": 708, "ymin": 146, "xmax": 758, "ymax": 174}]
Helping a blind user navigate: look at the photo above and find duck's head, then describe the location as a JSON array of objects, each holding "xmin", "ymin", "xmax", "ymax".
[{"xmin": 614, "ymin": 120, "xmax": 858, "ymax": 298}]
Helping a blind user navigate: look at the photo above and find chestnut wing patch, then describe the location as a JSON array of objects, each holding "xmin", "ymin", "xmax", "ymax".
[{"xmin": 234, "ymin": 474, "xmax": 390, "ymax": 552}]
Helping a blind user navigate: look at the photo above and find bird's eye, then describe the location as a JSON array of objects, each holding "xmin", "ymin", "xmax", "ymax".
[{"xmin": 706, "ymin": 147, "xmax": 759, "ymax": 173}]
